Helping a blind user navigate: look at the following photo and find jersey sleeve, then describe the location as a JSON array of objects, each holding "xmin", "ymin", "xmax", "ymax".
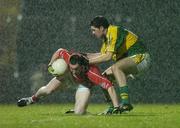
[
  {"xmin": 56, "ymin": 48, "xmax": 70, "ymax": 64},
  {"xmin": 105, "ymin": 26, "xmax": 118, "ymax": 53},
  {"xmin": 100, "ymin": 42, "xmax": 106, "ymax": 54}
]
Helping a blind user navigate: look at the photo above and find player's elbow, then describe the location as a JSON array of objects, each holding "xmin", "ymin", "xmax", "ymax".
[
  {"xmin": 105, "ymin": 56, "xmax": 112, "ymax": 61},
  {"xmin": 104, "ymin": 52, "xmax": 112, "ymax": 61}
]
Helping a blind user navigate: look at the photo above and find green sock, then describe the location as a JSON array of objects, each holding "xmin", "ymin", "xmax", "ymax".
[{"xmin": 119, "ymin": 86, "xmax": 129, "ymax": 105}]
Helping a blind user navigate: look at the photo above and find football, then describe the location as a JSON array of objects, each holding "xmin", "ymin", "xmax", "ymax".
[{"xmin": 51, "ymin": 58, "xmax": 68, "ymax": 76}]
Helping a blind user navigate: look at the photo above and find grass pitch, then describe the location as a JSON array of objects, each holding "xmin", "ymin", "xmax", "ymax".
[{"xmin": 0, "ymin": 104, "xmax": 179, "ymax": 128}]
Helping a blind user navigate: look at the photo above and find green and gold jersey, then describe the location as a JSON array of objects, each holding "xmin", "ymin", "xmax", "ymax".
[{"xmin": 100, "ymin": 25, "xmax": 146, "ymax": 61}]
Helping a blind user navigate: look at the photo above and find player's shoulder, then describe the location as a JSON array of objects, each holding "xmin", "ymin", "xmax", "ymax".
[
  {"xmin": 108, "ymin": 25, "xmax": 118, "ymax": 32},
  {"xmin": 106, "ymin": 25, "xmax": 118, "ymax": 43}
]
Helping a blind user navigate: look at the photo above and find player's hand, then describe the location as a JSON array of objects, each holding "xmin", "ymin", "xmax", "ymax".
[
  {"xmin": 112, "ymin": 107, "xmax": 121, "ymax": 114},
  {"xmin": 48, "ymin": 65, "xmax": 54, "ymax": 74},
  {"xmin": 48, "ymin": 65, "xmax": 60, "ymax": 77},
  {"xmin": 102, "ymin": 67, "xmax": 112, "ymax": 76},
  {"xmin": 97, "ymin": 106, "xmax": 114, "ymax": 115},
  {"xmin": 79, "ymin": 52, "xmax": 87, "ymax": 56},
  {"xmin": 80, "ymin": 55, "xmax": 89, "ymax": 65}
]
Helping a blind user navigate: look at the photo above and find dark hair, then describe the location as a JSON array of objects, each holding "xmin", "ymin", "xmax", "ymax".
[
  {"xmin": 69, "ymin": 54, "xmax": 80, "ymax": 65},
  {"xmin": 90, "ymin": 16, "xmax": 109, "ymax": 28},
  {"xmin": 70, "ymin": 54, "xmax": 89, "ymax": 66}
]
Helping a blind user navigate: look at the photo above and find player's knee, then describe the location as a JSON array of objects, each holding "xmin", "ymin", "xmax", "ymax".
[
  {"xmin": 111, "ymin": 64, "xmax": 118, "ymax": 72},
  {"xmin": 45, "ymin": 89, "xmax": 52, "ymax": 95},
  {"xmin": 111, "ymin": 63, "xmax": 125, "ymax": 74},
  {"xmin": 74, "ymin": 108, "xmax": 86, "ymax": 115}
]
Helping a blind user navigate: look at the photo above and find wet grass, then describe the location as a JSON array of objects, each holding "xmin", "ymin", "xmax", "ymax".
[{"xmin": 0, "ymin": 104, "xmax": 180, "ymax": 128}]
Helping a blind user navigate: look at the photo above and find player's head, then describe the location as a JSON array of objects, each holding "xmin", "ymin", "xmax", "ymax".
[
  {"xmin": 69, "ymin": 53, "xmax": 89, "ymax": 74},
  {"xmin": 69, "ymin": 54, "xmax": 84, "ymax": 73},
  {"xmin": 69, "ymin": 53, "xmax": 88, "ymax": 66},
  {"xmin": 90, "ymin": 16, "xmax": 109, "ymax": 39},
  {"xmin": 69, "ymin": 54, "xmax": 80, "ymax": 68},
  {"xmin": 90, "ymin": 16, "xmax": 109, "ymax": 29}
]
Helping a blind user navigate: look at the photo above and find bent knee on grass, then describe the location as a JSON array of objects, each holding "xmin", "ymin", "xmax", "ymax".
[{"xmin": 74, "ymin": 105, "xmax": 86, "ymax": 115}]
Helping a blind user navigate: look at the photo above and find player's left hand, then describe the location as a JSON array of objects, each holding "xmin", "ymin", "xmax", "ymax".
[
  {"xmin": 79, "ymin": 55, "xmax": 89, "ymax": 66},
  {"xmin": 102, "ymin": 66, "xmax": 112, "ymax": 75}
]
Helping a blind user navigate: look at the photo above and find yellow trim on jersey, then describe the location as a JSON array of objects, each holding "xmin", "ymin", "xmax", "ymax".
[{"xmin": 130, "ymin": 54, "xmax": 145, "ymax": 64}]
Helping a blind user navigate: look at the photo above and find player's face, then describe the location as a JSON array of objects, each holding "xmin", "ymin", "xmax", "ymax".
[
  {"xmin": 69, "ymin": 63, "xmax": 81, "ymax": 75},
  {"xmin": 90, "ymin": 26, "xmax": 104, "ymax": 39}
]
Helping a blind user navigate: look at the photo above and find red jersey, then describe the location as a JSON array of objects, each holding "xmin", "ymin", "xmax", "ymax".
[
  {"xmin": 56, "ymin": 48, "xmax": 71, "ymax": 64},
  {"xmin": 56, "ymin": 48, "xmax": 112, "ymax": 89}
]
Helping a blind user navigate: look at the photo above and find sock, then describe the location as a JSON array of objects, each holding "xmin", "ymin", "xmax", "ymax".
[
  {"xmin": 119, "ymin": 86, "xmax": 129, "ymax": 105},
  {"xmin": 31, "ymin": 95, "xmax": 39, "ymax": 102}
]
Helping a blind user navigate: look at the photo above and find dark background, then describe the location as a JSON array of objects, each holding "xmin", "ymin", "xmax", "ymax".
[{"xmin": 0, "ymin": 0, "xmax": 179, "ymax": 104}]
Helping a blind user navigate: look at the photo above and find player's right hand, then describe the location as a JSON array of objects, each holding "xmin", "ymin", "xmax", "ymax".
[
  {"xmin": 48, "ymin": 65, "xmax": 60, "ymax": 77},
  {"xmin": 48, "ymin": 65, "xmax": 54, "ymax": 74},
  {"xmin": 112, "ymin": 106, "xmax": 121, "ymax": 114}
]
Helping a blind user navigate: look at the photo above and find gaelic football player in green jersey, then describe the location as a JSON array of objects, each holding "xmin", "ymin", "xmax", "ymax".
[{"xmin": 87, "ymin": 16, "xmax": 151, "ymax": 114}]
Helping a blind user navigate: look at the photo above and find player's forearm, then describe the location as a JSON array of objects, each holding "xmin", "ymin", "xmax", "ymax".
[
  {"xmin": 89, "ymin": 53, "xmax": 112, "ymax": 64},
  {"xmin": 86, "ymin": 53, "xmax": 101, "ymax": 58}
]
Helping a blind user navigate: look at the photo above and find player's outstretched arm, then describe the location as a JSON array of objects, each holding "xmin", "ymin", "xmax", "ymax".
[{"xmin": 17, "ymin": 77, "xmax": 63, "ymax": 107}]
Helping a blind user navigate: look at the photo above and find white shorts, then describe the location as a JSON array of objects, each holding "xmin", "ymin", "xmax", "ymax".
[
  {"xmin": 77, "ymin": 84, "xmax": 90, "ymax": 92},
  {"xmin": 136, "ymin": 53, "xmax": 151, "ymax": 73}
]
